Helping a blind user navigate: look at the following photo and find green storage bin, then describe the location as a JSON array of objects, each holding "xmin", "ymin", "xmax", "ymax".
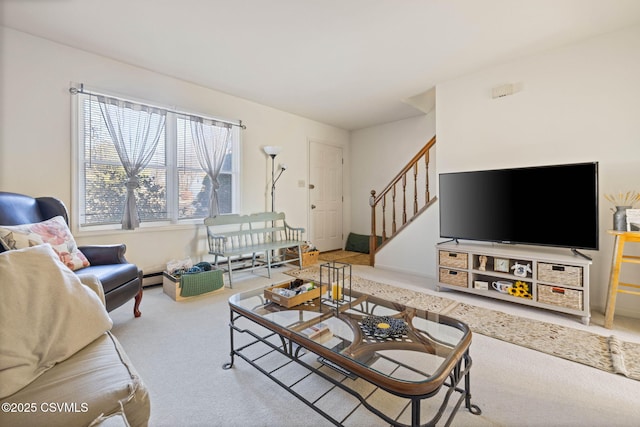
[{"xmin": 179, "ymin": 269, "xmax": 224, "ymax": 297}]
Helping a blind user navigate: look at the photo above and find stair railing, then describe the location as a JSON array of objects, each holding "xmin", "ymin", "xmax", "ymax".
[{"xmin": 369, "ymin": 136, "xmax": 437, "ymax": 266}]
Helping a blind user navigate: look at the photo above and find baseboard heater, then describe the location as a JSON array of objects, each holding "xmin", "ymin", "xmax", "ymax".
[{"xmin": 142, "ymin": 271, "xmax": 163, "ymax": 287}]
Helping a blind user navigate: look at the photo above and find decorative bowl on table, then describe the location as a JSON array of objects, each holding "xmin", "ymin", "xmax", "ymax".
[{"xmin": 360, "ymin": 315, "xmax": 408, "ymax": 338}]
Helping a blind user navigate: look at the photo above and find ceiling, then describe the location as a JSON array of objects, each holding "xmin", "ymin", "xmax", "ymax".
[{"xmin": 2, "ymin": 0, "xmax": 640, "ymax": 130}]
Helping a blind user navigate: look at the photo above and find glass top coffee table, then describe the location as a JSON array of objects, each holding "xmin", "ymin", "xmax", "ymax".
[{"xmin": 223, "ymin": 284, "xmax": 481, "ymax": 426}]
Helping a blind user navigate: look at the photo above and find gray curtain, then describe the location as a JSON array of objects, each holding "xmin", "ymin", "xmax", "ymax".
[
  {"xmin": 98, "ymin": 96, "xmax": 166, "ymax": 230},
  {"xmin": 190, "ymin": 117, "xmax": 233, "ymax": 216}
]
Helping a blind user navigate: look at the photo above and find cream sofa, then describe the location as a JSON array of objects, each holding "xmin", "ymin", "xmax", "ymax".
[{"xmin": 0, "ymin": 245, "xmax": 150, "ymax": 427}]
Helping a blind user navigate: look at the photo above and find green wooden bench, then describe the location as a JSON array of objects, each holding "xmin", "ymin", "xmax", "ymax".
[{"xmin": 204, "ymin": 212, "xmax": 305, "ymax": 287}]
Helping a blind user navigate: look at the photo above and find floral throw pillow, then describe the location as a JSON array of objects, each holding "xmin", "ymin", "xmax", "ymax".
[{"xmin": 0, "ymin": 216, "xmax": 90, "ymax": 271}]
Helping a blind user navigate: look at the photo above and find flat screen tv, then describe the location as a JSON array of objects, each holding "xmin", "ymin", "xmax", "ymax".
[{"xmin": 438, "ymin": 162, "xmax": 599, "ymax": 251}]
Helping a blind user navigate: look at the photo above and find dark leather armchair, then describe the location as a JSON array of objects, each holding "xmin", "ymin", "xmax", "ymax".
[{"xmin": 0, "ymin": 191, "xmax": 142, "ymax": 317}]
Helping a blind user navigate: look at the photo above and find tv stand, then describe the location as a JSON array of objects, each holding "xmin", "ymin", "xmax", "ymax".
[{"xmin": 436, "ymin": 241, "xmax": 592, "ymax": 324}]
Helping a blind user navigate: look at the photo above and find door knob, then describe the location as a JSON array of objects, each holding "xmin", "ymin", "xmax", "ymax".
[{"xmin": 311, "ymin": 204, "xmax": 316, "ymax": 209}]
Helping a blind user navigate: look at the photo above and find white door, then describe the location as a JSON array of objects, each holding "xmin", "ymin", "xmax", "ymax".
[{"xmin": 309, "ymin": 141, "xmax": 343, "ymax": 252}]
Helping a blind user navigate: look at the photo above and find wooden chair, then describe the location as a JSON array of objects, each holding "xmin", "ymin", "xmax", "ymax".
[{"xmin": 604, "ymin": 230, "xmax": 640, "ymax": 328}]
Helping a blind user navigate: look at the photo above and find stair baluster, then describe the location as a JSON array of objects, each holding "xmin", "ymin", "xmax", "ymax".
[{"xmin": 369, "ymin": 136, "xmax": 437, "ymax": 266}]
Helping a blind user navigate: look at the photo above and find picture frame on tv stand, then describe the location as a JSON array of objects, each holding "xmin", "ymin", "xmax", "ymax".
[{"xmin": 494, "ymin": 258, "xmax": 510, "ymax": 272}]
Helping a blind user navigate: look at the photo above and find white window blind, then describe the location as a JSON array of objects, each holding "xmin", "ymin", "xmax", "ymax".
[
  {"xmin": 74, "ymin": 89, "xmax": 240, "ymax": 230},
  {"xmin": 176, "ymin": 115, "xmax": 234, "ymax": 218}
]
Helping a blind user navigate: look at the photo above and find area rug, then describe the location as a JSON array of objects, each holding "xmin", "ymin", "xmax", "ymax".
[
  {"xmin": 287, "ymin": 266, "xmax": 640, "ymax": 382},
  {"xmin": 318, "ymin": 250, "xmax": 370, "ymax": 266}
]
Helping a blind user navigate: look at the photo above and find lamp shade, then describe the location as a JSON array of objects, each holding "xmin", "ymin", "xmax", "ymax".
[{"xmin": 263, "ymin": 146, "xmax": 282, "ymax": 157}]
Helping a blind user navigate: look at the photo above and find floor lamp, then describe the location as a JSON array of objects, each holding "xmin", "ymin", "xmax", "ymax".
[
  {"xmin": 264, "ymin": 146, "xmax": 286, "ymax": 263},
  {"xmin": 263, "ymin": 146, "xmax": 286, "ymax": 212}
]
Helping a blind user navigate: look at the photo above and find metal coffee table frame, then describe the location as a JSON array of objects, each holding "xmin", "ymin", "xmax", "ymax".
[{"xmin": 223, "ymin": 289, "xmax": 481, "ymax": 426}]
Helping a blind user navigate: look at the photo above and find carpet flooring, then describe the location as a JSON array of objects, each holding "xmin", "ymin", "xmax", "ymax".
[
  {"xmin": 287, "ymin": 266, "xmax": 640, "ymax": 381},
  {"xmin": 109, "ymin": 266, "xmax": 640, "ymax": 426}
]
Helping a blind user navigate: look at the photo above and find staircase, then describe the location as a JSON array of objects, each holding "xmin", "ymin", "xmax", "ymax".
[{"xmin": 368, "ymin": 136, "xmax": 437, "ymax": 266}]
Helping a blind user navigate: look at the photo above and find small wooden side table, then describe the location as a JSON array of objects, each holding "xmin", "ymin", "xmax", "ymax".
[{"xmin": 604, "ymin": 230, "xmax": 640, "ymax": 328}]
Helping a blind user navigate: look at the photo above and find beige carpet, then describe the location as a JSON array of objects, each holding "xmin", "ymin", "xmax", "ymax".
[
  {"xmin": 109, "ymin": 269, "xmax": 640, "ymax": 426},
  {"xmin": 287, "ymin": 266, "xmax": 640, "ymax": 381},
  {"xmin": 318, "ymin": 250, "xmax": 370, "ymax": 266}
]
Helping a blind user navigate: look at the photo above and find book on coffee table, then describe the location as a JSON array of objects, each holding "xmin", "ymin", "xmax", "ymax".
[{"xmin": 300, "ymin": 322, "xmax": 331, "ymax": 340}]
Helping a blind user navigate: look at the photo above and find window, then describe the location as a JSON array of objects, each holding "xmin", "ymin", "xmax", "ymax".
[
  {"xmin": 74, "ymin": 90, "xmax": 240, "ymax": 231},
  {"xmin": 175, "ymin": 115, "xmax": 235, "ymax": 218}
]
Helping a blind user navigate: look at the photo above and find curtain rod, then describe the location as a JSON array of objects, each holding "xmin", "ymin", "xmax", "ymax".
[{"xmin": 69, "ymin": 84, "xmax": 246, "ymax": 129}]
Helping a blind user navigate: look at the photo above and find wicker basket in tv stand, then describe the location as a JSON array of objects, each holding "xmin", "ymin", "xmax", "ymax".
[{"xmin": 436, "ymin": 241, "xmax": 592, "ymax": 325}]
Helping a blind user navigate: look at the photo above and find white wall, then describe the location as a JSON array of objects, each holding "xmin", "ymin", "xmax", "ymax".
[
  {"xmin": 3, "ymin": 23, "xmax": 640, "ymax": 319},
  {"xmin": 0, "ymin": 27, "xmax": 349, "ymax": 274},
  {"xmin": 350, "ymin": 113, "xmax": 437, "ymax": 277},
  {"xmin": 436, "ymin": 24, "xmax": 640, "ymax": 317},
  {"xmin": 349, "ymin": 24, "xmax": 640, "ymax": 319}
]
